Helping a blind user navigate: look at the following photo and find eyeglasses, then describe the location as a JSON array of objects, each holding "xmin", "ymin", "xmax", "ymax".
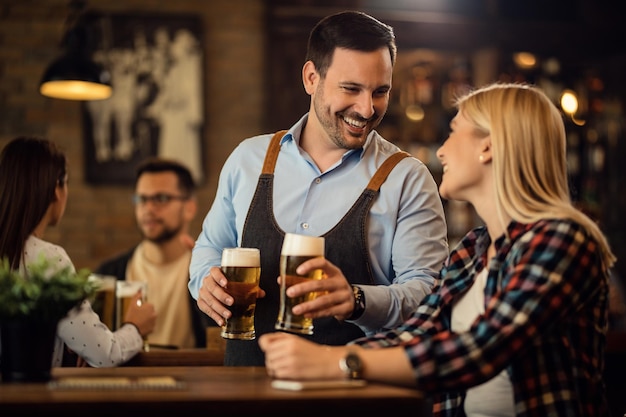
[{"xmin": 132, "ymin": 193, "xmax": 189, "ymax": 207}]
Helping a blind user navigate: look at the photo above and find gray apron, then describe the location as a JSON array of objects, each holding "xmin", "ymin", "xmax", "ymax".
[{"xmin": 226, "ymin": 130, "xmax": 409, "ymax": 366}]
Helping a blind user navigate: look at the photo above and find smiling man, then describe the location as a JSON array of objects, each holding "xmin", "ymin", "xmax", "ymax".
[
  {"xmin": 97, "ymin": 157, "xmax": 211, "ymax": 349},
  {"xmin": 189, "ymin": 10, "xmax": 449, "ymax": 366}
]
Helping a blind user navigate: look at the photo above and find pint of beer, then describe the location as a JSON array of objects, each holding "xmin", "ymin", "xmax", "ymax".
[
  {"xmin": 275, "ymin": 233, "xmax": 325, "ymax": 335},
  {"xmin": 220, "ymin": 248, "xmax": 261, "ymax": 340},
  {"xmin": 115, "ymin": 280, "xmax": 150, "ymax": 351},
  {"xmin": 88, "ymin": 274, "xmax": 116, "ymax": 330},
  {"xmin": 115, "ymin": 280, "xmax": 148, "ymax": 330}
]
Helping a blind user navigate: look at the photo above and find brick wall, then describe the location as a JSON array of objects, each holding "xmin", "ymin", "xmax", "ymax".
[{"xmin": 0, "ymin": 0, "xmax": 267, "ymax": 270}]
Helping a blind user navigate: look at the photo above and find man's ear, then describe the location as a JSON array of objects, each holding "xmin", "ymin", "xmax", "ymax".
[
  {"xmin": 302, "ymin": 60, "xmax": 318, "ymax": 95},
  {"xmin": 184, "ymin": 197, "xmax": 197, "ymax": 222}
]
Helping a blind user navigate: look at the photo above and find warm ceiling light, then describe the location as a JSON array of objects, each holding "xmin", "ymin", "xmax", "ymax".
[
  {"xmin": 560, "ymin": 90, "xmax": 579, "ymax": 115},
  {"xmin": 405, "ymin": 104, "xmax": 425, "ymax": 122},
  {"xmin": 39, "ymin": 56, "xmax": 111, "ymax": 100},
  {"xmin": 513, "ymin": 52, "xmax": 537, "ymax": 70},
  {"xmin": 39, "ymin": 0, "xmax": 112, "ymax": 101}
]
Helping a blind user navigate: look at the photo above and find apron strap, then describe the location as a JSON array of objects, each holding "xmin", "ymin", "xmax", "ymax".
[
  {"xmin": 261, "ymin": 130, "xmax": 288, "ymax": 175},
  {"xmin": 367, "ymin": 151, "xmax": 411, "ymax": 191}
]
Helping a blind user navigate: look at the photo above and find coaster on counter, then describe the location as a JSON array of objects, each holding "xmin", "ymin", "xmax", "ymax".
[
  {"xmin": 271, "ymin": 379, "xmax": 367, "ymax": 391},
  {"xmin": 48, "ymin": 376, "xmax": 185, "ymax": 390}
]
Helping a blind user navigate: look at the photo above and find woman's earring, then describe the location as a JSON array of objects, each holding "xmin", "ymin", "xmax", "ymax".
[{"xmin": 479, "ymin": 155, "xmax": 484, "ymax": 162}]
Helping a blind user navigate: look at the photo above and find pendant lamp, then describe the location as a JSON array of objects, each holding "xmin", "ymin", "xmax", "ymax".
[{"xmin": 39, "ymin": 0, "xmax": 112, "ymax": 101}]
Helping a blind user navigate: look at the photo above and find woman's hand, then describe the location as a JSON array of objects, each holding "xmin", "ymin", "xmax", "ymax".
[
  {"xmin": 259, "ymin": 332, "xmax": 345, "ymax": 380},
  {"xmin": 124, "ymin": 290, "xmax": 157, "ymax": 337}
]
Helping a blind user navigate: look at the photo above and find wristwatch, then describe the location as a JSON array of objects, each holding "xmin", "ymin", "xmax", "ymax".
[
  {"xmin": 339, "ymin": 350, "xmax": 363, "ymax": 379},
  {"xmin": 347, "ymin": 285, "xmax": 366, "ymax": 320}
]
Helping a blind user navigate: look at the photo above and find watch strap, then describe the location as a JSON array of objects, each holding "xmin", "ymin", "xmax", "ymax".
[{"xmin": 347, "ymin": 285, "xmax": 365, "ymax": 320}]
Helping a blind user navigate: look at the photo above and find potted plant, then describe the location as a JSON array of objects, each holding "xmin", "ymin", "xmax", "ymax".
[{"xmin": 0, "ymin": 256, "xmax": 95, "ymax": 382}]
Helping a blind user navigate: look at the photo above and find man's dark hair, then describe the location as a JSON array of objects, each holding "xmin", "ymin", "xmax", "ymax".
[
  {"xmin": 305, "ymin": 10, "xmax": 397, "ymax": 78},
  {"xmin": 135, "ymin": 157, "xmax": 195, "ymax": 196}
]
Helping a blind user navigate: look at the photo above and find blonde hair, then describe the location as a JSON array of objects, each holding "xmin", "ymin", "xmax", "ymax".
[{"xmin": 456, "ymin": 82, "xmax": 615, "ymax": 269}]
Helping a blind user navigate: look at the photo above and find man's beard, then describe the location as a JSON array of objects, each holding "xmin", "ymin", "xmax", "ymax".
[
  {"xmin": 312, "ymin": 85, "xmax": 383, "ymax": 150},
  {"xmin": 142, "ymin": 223, "xmax": 182, "ymax": 245}
]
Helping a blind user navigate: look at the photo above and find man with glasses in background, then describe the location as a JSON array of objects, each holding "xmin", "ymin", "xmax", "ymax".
[{"xmin": 96, "ymin": 157, "xmax": 212, "ymax": 349}]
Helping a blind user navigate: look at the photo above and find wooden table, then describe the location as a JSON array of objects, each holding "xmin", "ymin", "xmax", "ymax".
[
  {"xmin": 0, "ymin": 366, "xmax": 430, "ymax": 417},
  {"xmin": 122, "ymin": 347, "xmax": 224, "ymax": 366}
]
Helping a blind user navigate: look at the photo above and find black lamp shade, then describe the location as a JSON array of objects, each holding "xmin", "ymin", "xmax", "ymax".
[{"xmin": 39, "ymin": 53, "xmax": 112, "ymax": 101}]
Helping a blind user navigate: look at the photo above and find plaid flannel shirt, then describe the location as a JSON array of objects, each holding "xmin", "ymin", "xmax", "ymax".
[{"xmin": 352, "ymin": 219, "xmax": 609, "ymax": 417}]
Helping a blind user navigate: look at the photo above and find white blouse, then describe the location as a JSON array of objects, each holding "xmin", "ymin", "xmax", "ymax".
[
  {"xmin": 21, "ymin": 236, "xmax": 143, "ymax": 367},
  {"xmin": 451, "ymin": 267, "xmax": 516, "ymax": 417}
]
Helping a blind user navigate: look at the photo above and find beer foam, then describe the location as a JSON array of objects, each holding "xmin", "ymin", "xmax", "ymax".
[
  {"xmin": 221, "ymin": 248, "xmax": 260, "ymax": 267},
  {"xmin": 281, "ymin": 233, "xmax": 325, "ymax": 256},
  {"xmin": 116, "ymin": 281, "xmax": 146, "ymax": 298},
  {"xmin": 88, "ymin": 274, "xmax": 116, "ymax": 291}
]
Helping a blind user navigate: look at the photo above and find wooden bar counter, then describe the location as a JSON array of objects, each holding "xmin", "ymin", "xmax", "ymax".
[
  {"xmin": 0, "ymin": 366, "xmax": 430, "ymax": 417},
  {"xmin": 121, "ymin": 347, "xmax": 225, "ymax": 366}
]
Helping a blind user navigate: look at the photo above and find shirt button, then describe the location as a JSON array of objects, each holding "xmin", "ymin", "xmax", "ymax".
[
  {"xmin": 302, "ymin": 223, "xmax": 309, "ymax": 229},
  {"xmin": 315, "ymin": 178, "xmax": 321, "ymax": 184}
]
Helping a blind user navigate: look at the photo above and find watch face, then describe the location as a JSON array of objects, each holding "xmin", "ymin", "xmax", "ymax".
[
  {"xmin": 340, "ymin": 352, "xmax": 362, "ymax": 379},
  {"xmin": 345, "ymin": 353, "xmax": 362, "ymax": 379},
  {"xmin": 346, "ymin": 354, "xmax": 361, "ymax": 369}
]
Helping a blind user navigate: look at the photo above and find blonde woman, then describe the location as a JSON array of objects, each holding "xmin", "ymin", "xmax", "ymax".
[{"xmin": 260, "ymin": 83, "xmax": 616, "ymax": 417}]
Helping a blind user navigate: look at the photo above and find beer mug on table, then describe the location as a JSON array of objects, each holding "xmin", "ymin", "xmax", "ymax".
[
  {"xmin": 115, "ymin": 280, "xmax": 149, "ymax": 351},
  {"xmin": 87, "ymin": 274, "xmax": 116, "ymax": 330},
  {"xmin": 275, "ymin": 233, "xmax": 325, "ymax": 335},
  {"xmin": 220, "ymin": 247, "xmax": 261, "ymax": 340}
]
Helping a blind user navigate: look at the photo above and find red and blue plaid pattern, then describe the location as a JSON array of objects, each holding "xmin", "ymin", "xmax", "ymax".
[{"xmin": 353, "ymin": 219, "xmax": 609, "ymax": 417}]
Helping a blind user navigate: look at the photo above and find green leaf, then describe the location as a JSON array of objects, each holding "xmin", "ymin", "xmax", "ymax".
[{"xmin": 0, "ymin": 256, "xmax": 95, "ymax": 322}]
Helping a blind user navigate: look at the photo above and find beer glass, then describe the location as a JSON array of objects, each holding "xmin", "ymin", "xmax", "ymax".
[
  {"xmin": 220, "ymin": 247, "xmax": 261, "ymax": 340},
  {"xmin": 275, "ymin": 233, "xmax": 325, "ymax": 335},
  {"xmin": 87, "ymin": 274, "xmax": 116, "ymax": 330},
  {"xmin": 115, "ymin": 280, "xmax": 149, "ymax": 351}
]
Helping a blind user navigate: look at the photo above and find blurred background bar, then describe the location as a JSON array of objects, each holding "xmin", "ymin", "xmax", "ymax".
[{"xmin": 1, "ymin": 0, "xmax": 625, "ymax": 414}]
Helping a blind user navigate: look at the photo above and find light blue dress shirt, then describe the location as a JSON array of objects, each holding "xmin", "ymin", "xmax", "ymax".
[{"xmin": 189, "ymin": 114, "xmax": 449, "ymax": 333}]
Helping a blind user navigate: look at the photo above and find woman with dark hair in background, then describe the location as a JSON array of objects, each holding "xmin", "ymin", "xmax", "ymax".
[{"xmin": 0, "ymin": 136, "xmax": 156, "ymax": 367}]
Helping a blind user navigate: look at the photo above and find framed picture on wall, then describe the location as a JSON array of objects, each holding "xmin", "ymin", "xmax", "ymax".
[{"xmin": 82, "ymin": 12, "xmax": 205, "ymax": 185}]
